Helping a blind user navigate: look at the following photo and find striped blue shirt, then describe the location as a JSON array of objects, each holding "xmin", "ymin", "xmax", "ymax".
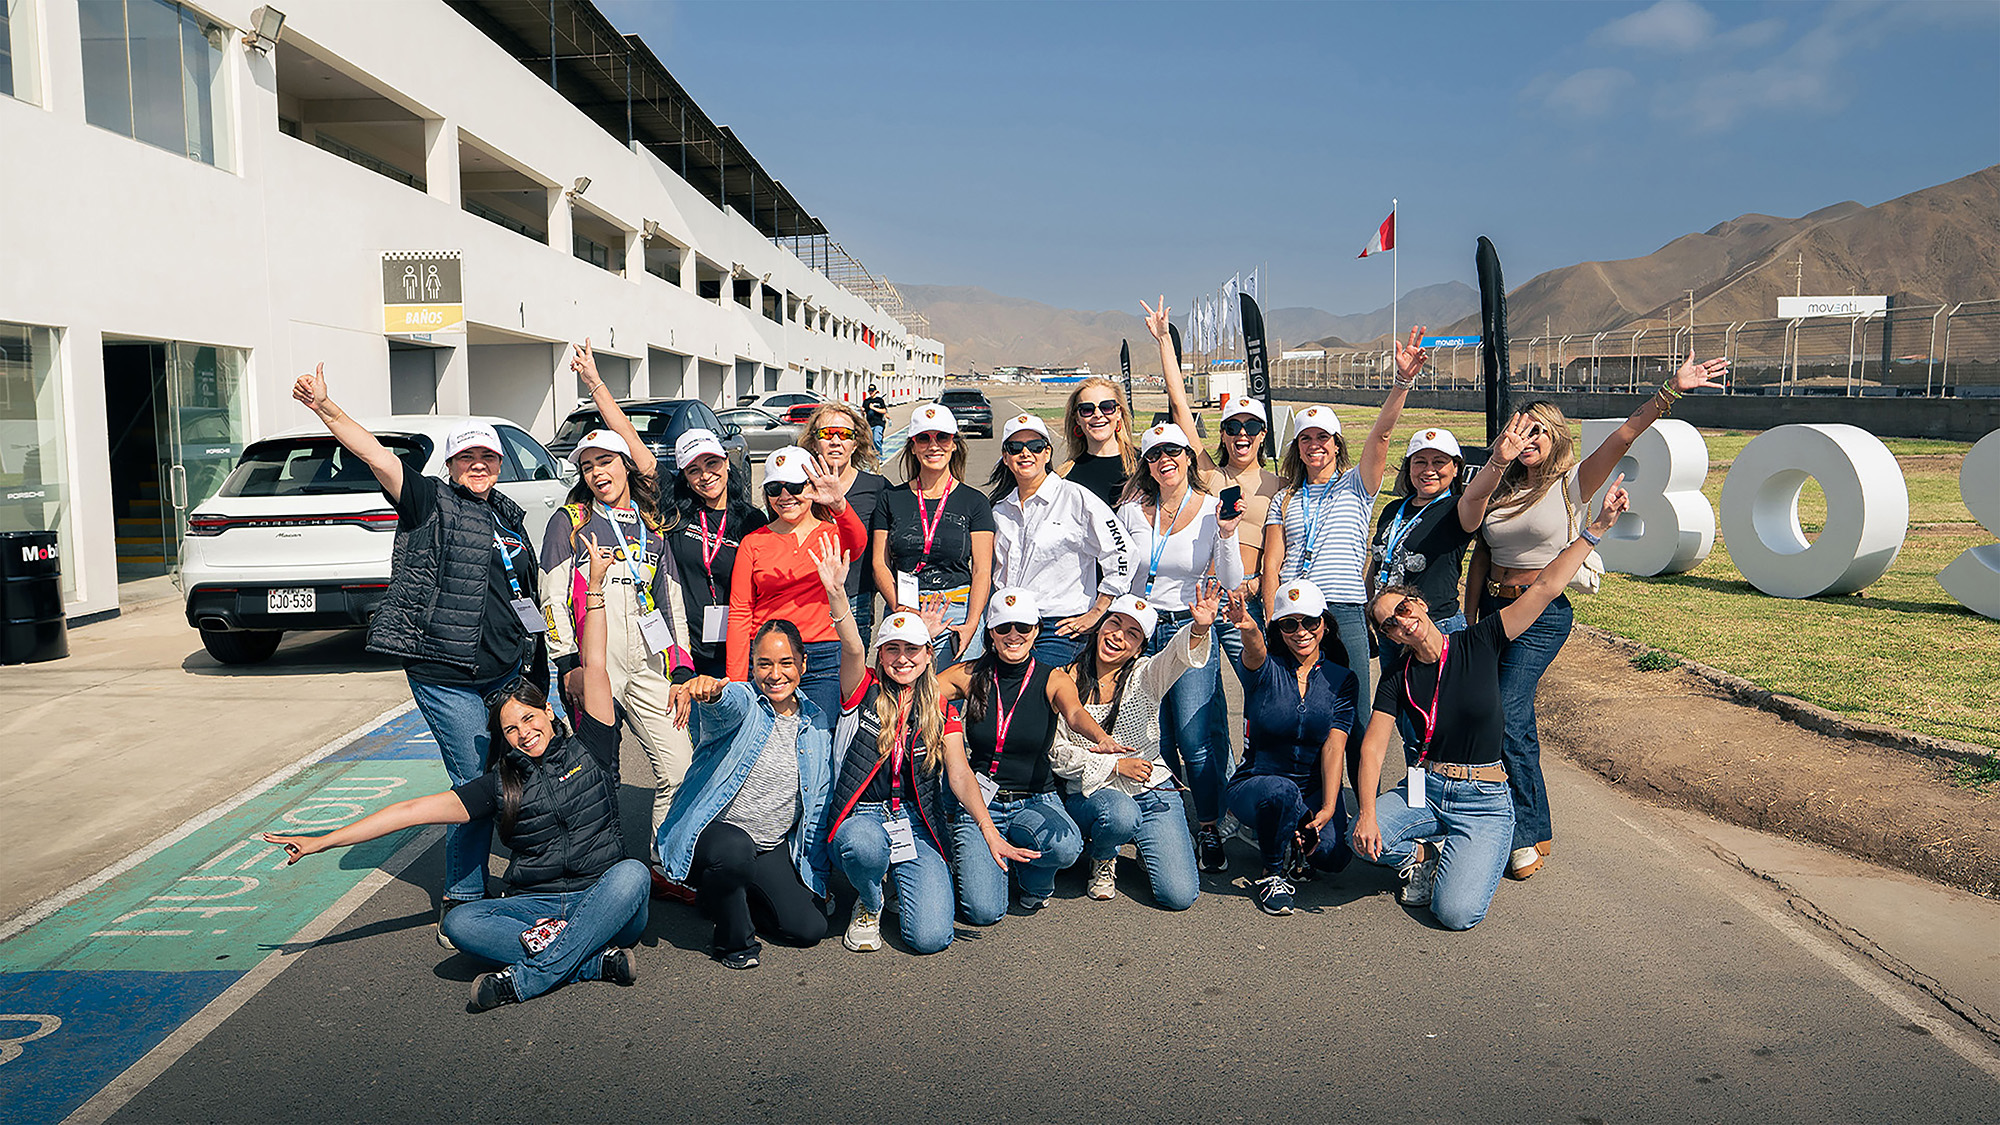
[{"xmin": 1266, "ymin": 467, "xmax": 1375, "ymax": 602}]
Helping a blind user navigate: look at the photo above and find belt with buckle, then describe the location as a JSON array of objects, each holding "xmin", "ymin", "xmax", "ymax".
[
  {"xmin": 1486, "ymin": 580, "xmax": 1533, "ymax": 599},
  {"xmin": 994, "ymin": 788, "xmax": 1040, "ymax": 802},
  {"xmin": 1426, "ymin": 762, "xmax": 1507, "ymax": 783}
]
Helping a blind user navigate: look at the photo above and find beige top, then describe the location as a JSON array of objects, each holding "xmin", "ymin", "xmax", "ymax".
[{"xmin": 1482, "ymin": 467, "xmax": 1583, "ymax": 569}]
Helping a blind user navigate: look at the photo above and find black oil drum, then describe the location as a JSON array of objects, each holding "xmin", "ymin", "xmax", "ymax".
[{"xmin": 0, "ymin": 530, "xmax": 68, "ymax": 664}]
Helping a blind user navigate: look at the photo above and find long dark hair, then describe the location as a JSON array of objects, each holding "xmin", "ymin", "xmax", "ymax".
[
  {"xmin": 1068, "ymin": 618, "xmax": 1137, "ymax": 707},
  {"xmin": 563, "ymin": 453, "xmax": 663, "ymax": 535},
  {"xmin": 485, "ymin": 679, "xmax": 567, "ymax": 835},
  {"xmin": 661, "ymin": 450, "xmax": 753, "ymax": 531}
]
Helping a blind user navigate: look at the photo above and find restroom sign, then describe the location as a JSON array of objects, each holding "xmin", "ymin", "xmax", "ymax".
[{"xmin": 382, "ymin": 250, "xmax": 464, "ymax": 334}]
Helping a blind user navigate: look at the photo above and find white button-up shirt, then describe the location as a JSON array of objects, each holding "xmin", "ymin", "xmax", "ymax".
[{"xmin": 992, "ymin": 473, "xmax": 1135, "ymax": 618}]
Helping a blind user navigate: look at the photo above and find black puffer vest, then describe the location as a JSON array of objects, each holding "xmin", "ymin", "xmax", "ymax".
[
  {"xmin": 367, "ymin": 479, "xmax": 533, "ymax": 671},
  {"xmin": 824, "ymin": 681, "xmax": 950, "ymax": 854},
  {"xmin": 496, "ymin": 727, "xmax": 625, "ymax": 894}
]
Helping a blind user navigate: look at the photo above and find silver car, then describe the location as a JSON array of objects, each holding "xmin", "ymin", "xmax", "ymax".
[{"xmin": 715, "ymin": 406, "xmax": 799, "ymax": 462}]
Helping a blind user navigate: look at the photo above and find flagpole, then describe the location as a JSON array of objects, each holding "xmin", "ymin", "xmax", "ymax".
[{"xmin": 1392, "ymin": 198, "xmax": 1399, "ymax": 356}]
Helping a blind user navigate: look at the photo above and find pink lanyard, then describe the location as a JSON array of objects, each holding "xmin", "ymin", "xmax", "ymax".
[
  {"xmin": 887, "ymin": 691, "xmax": 915, "ymax": 814},
  {"xmin": 911, "ymin": 480, "xmax": 955, "ymax": 573},
  {"xmin": 1404, "ymin": 637, "xmax": 1450, "ymax": 766},
  {"xmin": 987, "ymin": 659, "xmax": 1037, "ymax": 776},
  {"xmin": 696, "ymin": 509, "xmax": 727, "ymax": 596}
]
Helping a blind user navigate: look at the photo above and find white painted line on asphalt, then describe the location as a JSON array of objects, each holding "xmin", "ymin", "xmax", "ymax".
[
  {"xmin": 0, "ymin": 701, "xmax": 416, "ymax": 944},
  {"xmin": 61, "ymin": 826, "xmax": 442, "ymax": 1125},
  {"xmin": 1616, "ymin": 813, "xmax": 2000, "ymax": 1083}
]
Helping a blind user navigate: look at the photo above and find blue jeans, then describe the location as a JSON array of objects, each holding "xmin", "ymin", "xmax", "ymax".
[
  {"xmin": 440, "ymin": 858, "xmax": 650, "ymax": 998},
  {"xmin": 1150, "ymin": 612, "xmax": 1228, "ymax": 824},
  {"xmin": 847, "ymin": 591, "xmax": 876, "ymax": 658},
  {"xmin": 1354, "ymin": 772, "xmax": 1514, "ymax": 930},
  {"xmin": 871, "ymin": 424, "xmax": 885, "ymax": 451},
  {"xmin": 1064, "ymin": 787, "xmax": 1199, "ymax": 910},
  {"xmin": 1381, "ymin": 612, "xmax": 1468, "ymax": 756},
  {"xmin": 1031, "ymin": 616, "xmax": 1086, "ymax": 668},
  {"xmin": 931, "ymin": 586, "xmax": 984, "ymax": 667},
  {"xmin": 1326, "ymin": 600, "xmax": 1372, "ymax": 726},
  {"xmin": 831, "ymin": 802, "xmax": 955, "ymax": 954},
  {"xmin": 1481, "ymin": 591, "xmax": 1572, "ymax": 850},
  {"xmin": 799, "ymin": 639, "xmax": 843, "ymax": 729},
  {"xmin": 1225, "ymin": 773, "xmax": 1350, "ymax": 876},
  {"xmin": 407, "ymin": 664, "xmax": 523, "ymax": 902},
  {"xmin": 950, "ymin": 791, "xmax": 1083, "ymax": 924}
]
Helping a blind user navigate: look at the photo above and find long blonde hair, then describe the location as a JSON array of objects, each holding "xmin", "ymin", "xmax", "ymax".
[
  {"xmin": 1490, "ymin": 400, "xmax": 1578, "ymax": 517},
  {"xmin": 875, "ymin": 661, "xmax": 947, "ymax": 774},
  {"xmin": 1062, "ymin": 378, "xmax": 1138, "ymax": 477},
  {"xmin": 802, "ymin": 402, "xmax": 880, "ymax": 471}
]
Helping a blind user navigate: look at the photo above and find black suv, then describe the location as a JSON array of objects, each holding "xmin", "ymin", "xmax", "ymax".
[
  {"xmin": 549, "ymin": 398, "xmax": 748, "ymax": 475},
  {"xmin": 937, "ymin": 388, "xmax": 994, "ymax": 437}
]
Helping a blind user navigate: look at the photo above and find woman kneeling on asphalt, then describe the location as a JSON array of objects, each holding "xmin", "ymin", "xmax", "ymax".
[
  {"xmin": 1222, "ymin": 580, "xmax": 1359, "ymax": 917},
  {"xmin": 1352, "ymin": 477, "xmax": 1631, "ymax": 930},
  {"xmin": 658, "ymin": 541, "xmax": 859, "ymax": 970},
  {"xmin": 263, "ymin": 537, "xmax": 645, "ymax": 1012},
  {"xmin": 825, "ymin": 604, "xmax": 1040, "ymax": 954},
  {"xmin": 1049, "ymin": 586, "xmax": 1219, "ymax": 911}
]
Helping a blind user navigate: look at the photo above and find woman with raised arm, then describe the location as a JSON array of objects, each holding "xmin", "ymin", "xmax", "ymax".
[
  {"xmin": 659, "ymin": 539, "xmax": 862, "ymax": 970},
  {"xmin": 1366, "ymin": 427, "xmax": 1476, "ymax": 672},
  {"xmin": 1049, "ymin": 585, "xmax": 1218, "ymax": 911},
  {"xmin": 1055, "ymin": 376, "xmax": 1140, "ymax": 509},
  {"xmin": 1222, "ymin": 580, "xmax": 1358, "ymax": 917},
  {"xmin": 1118, "ymin": 422, "xmax": 1243, "ymax": 873},
  {"xmin": 1260, "ymin": 328, "xmax": 1430, "ymax": 727},
  {"xmin": 262, "ymin": 537, "xmax": 645, "ymax": 1012},
  {"xmin": 802, "ymin": 401, "xmax": 890, "ymax": 643},
  {"xmin": 1455, "ymin": 356, "xmax": 1726, "ymax": 880},
  {"xmin": 290, "ymin": 364, "xmax": 541, "ymax": 946},
  {"xmin": 1353, "ymin": 479, "xmax": 1632, "ymax": 929},
  {"xmin": 825, "ymin": 601, "xmax": 1041, "ymax": 954},
  {"xmin": 871, "ymin": 405, "xmax": 995, "ymax": 664},
  {"xmin": 936, "ymin": 587, "xmax": 1128, "ymax": 922},
  {"xmin": 987, "ymin": 411, "xmax": 1135, "ymax": 666},
  {"xmin": 728, "ymin": 446, "xmax": 866, "ymax": 725}
]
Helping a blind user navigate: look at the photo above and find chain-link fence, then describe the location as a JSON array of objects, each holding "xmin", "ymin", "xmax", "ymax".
[{"xmin": 1271, "ymin": 299, "xmax": 2000, "ymax": 398}]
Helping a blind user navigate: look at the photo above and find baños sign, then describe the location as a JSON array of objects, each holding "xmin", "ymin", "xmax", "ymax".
[{"xmin": 1577, "ymin": 421, "xmax": 2000, "ymax": 619}]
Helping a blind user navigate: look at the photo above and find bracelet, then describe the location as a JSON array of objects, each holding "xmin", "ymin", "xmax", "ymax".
[
  {"xmin": 1580, "ymin": 527, "xmax": 1603, "ymax": 546},
  {"xmin": 1392, "ymin": 374, "xmax": 1418, "ymax": 389},
  {"xmin": 828, "ymin": 612, "xmax": 850, "ymax": 623},
  {"xmin": 1658, "ymin": 381, "xmax": 1684, "ymax": 400}
]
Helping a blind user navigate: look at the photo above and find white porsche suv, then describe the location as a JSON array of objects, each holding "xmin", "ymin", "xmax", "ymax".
[{"xmin": 179, "ymin": 416, "xmax": 572, "ymax": 664}]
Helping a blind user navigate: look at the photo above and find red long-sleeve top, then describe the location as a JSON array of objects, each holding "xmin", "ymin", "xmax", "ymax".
[{"xmin": 727, "ymin": 503, "xmax": 867, "ymax": 680}]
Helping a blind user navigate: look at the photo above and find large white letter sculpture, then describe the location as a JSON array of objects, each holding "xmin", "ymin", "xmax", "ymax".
[
  {"xmin": 1581, "ymin": 418, "xmax": 1715, "ymax": 576},
  {"xmin": 1719, "ymin": 424, "xmax": 1908, "ymax": 598},
  {"xmin": 1937, "ymin": 429, "xmax": 2000, "ymax": 619}
]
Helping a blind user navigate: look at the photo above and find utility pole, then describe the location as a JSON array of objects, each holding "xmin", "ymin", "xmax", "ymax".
[{"xmin": 1793, "ymin": 252, "xmax": 1804, "ymax": 297}]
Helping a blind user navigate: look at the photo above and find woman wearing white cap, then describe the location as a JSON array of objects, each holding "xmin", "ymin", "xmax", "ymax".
[
  {"xmin": 1222, "ymin": 580, "xmax": 1360, "ymax": 916},
  {"xmin": 1117, "ymin": 422, "xmax": 1243, "ymax": 872},
  {"xmin": 936, "ymin": 587, "xmax": 1126, "ymax": 921},
  {"xmin": 871, "ymin": 404, "xmax": 995, "ymax": 663},
  {"xmin": 1354, "ymin": 479, "xmax": 1631, "ymax": 928},
  {"xmin": 987, "ymin": 411, "xmax": 1135, "ymax": 666},
  {"xmin": 1260, "ymin": 328, "xmax": 1431, "ymax": 732},
  {"xmin": 823, "ymin": 606, "xmax": 1041, "ymax": 954},
  {"xmin": 1049, "ymin": 587, "xmax": 1219, "ymax": 910},
  {"xmin": 289, "ymin": 364, "xmax": 543, "ymax": 942},
  {"xmin": 801, "ymin": 401, "xmax": 890, "ymax": 643},
  {"xmin": 1368, "ymin": 427, "xmax": 1476, "ymax": 671}
]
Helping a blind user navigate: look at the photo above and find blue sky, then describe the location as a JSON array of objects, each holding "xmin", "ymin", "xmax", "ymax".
[{"xmin": 601, "ymin": 0, "xmax": 2000, "ymax": 317}]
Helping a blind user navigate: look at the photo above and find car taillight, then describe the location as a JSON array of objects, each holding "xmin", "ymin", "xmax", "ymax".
[{"xmin": 184, "ymin": 510, "xmax": 399, "ymax": 535}]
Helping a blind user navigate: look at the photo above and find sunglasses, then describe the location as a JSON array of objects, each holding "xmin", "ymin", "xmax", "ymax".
[
  {"xmin": 1221, "ymin": 419, "xmax": 1266, "ymax": 437},
  {"xmin": 1143, "ymin": 444, "xmax": 1189, "ymax": 464},
  {"xmin": 763, "ymin": 480, "xmax": 807, "ymax": 497},
  {"xmin": 1002, "ymin": 437, "xmax": 1051, "ymax": 456},
  {"xmin": 912, "ymin": 432, "xmax": 956, "ymax": 446},
  {"xmin": 1076, "ymin": 400, "xmax": 1121, "ymax": 418},
  {"xmin": 1273, "ymin": 615, "xmax": 1322, "ymax": 634},
  {"xmin": 812, "ymin": 426, "xmax": 856, "ymax": 442},
  {"xmin": 990, "ymin": 621, "xmax": 1037, "ymax": 636}
]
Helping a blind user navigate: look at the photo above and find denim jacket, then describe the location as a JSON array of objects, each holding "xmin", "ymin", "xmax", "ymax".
[{"xmin": 655, "ymin": 682, "xmax": 832, "ymax": 895}]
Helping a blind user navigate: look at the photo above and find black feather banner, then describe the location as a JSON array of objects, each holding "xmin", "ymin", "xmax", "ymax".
[
  {"xmin": 1477, "ymin": 236, "xmax": 1512, "ymax": 444},
  {"xmin": 1240, "ymin": 293, "xmax": 1277, "ymax": 461},
  {"xmin": 1119, "ymin": 339, "xmax": 1134, "ymax": 417}
]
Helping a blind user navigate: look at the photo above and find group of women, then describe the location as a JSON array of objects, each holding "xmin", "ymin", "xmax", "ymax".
[{"xmin": 273, "ymin": 313, "xmax": 1725, "ymax": 1008}]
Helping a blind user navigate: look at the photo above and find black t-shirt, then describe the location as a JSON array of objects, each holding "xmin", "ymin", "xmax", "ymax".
[
  {"xmin": 1372, "ymin": 614, "xmax": 1507, "ymax": 766},
  {"xmin": 395, "ymin": 475, "xmax": 538, "ymax": 685},
  {"xmin": 666, "ymin": 502, "xmax": 768, "ymax": 676},
  {"xmin": 872, "ymin": 482, "xmax": 995, "ymax": 592},
  {"xmin": 960, "ymin": 659, "xmax": 1058, "ymax": 794},
  {"xmin": 1063, "ymin": 452, "xmax": 1129, "ymax": 510},
  {"xmin": 842, "ymin": 471, "xmax": 889, "ymax": 598},
  {"xmin": 1372, "ymin": 490, "xmax": 1476, "ymax": 618},
  {"xmin": 863, "ymin": 395, "xmax": 888, "ymax": 427}
]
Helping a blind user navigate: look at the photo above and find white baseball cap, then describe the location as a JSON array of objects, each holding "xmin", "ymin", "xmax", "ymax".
[
  {"xmin": 1001, "ymin": 413, "xmax": 1051, "ymax": 442},
  {"xmin": 1406, "ymin": 427, "xmax": 1462, "ymax": 459},
  {"xmin": 1138, "ymin": 422, "xmax": 1193, "ymax": 458},
  {"xmin": 442, "ymin": 423, "xmax": 504, "ymax": 461},
  {"xmin": 764, "ymin": 445, "xmax": 813, "ymax": 485},
  {"xmin": 872, "ymin": 610, "xmax": 933, "ymax": 653},
  {"xmin": 675, "ymin": 427, "xmax": 726, "ymax": 466},
  {"xmin": 1272, "ymin": 579, "xmax": 1328, "ymax": 622},
  {"xmin": 1104, "ymin": 594, "xmax": 1157, "ymax": 638},
  {"xmin": 909, "ymin": 404, "xmax": 959, "ymax": 436},
  {"xmin": 1291, "ymin": 405, "xmax": 1341, "ymax": 439},
  {"xmin": 986, "ymin": 587, "xmax": 1040, "ymax": 629},
  {"xmin": 568, "ymin": 428, "xmax": 632, "ymax": 466},
  {"xmin": 1221, "ymin": 398, "xmax": 1267, "ymax": 423}
]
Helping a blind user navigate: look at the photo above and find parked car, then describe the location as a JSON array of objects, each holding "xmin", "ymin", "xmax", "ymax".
[
  {"xmin": 781, "ymin": 402, "xmax": 818, "ymax": 425},
  {"xmin": 547, "ymin": 398, "xmax": 746, "ymax": 474},
  {"xmin": 937, "ymin": 388, "xmax": 994, "ymax": 437},
  {"xmin": 180, "ymin": 416, "xmax": 572, "ymax": 665},
  {"xmin": 758, "ymin": 391, "xmax": 824, "ymax": 415},
  {"xmin": 715, "ymin": 406, "xmax": 799, "ymax": 462}
]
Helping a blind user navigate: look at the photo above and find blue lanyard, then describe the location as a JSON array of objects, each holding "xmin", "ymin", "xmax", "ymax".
[
  {"xmin": 1145, "ymin": 489, "xmax": 1192, "ymax": 595},
  {"xmin": 1292, "ymin": 477, "xmax": 1337, "ymax": 576},
  {"xmin": 1379, "ymin": 497, "xmax": 1426, "ymax": 565},
  {"xmin": 491, "ymin": 517, "xmax": 528, "ymax": 600},
  {"xmin": 598, "ymin": 504, "xmax": 655, "ymax": 614}
]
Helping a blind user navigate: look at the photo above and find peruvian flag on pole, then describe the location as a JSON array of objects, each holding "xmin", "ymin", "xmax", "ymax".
[{"xmin": 1358, "ymin": 209, "xmax": 1396, "ymax": 258}]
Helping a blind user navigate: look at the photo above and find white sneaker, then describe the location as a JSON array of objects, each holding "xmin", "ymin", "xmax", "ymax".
[
  {"xmin": 842, "ymin": 902, "xmax": 883, "ymax": 952},
  {"xmin": 1086, "ymin": 858, "xmax": 1117, "ymax": 900},
  {"xmin": 1507, "ymin": 844, "xmax": 1547, "ymax": 880},
  {"xmin": 1397, "ymin": 846, "xmax": 1437, "ymax": 907}
]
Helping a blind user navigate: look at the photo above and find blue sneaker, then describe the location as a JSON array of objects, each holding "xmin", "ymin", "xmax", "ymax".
[{"xmin": 1254, "ymin": 873, "xmax": 1295, "ymax": 916}]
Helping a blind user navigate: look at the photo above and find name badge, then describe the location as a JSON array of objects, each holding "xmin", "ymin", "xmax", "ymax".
[
  {"xmin": 974, "ymin": 773, "xmax": 998, "ymax": 806},
  {"xmin": 509, "ymin": 596, "xmax": 544, "ymax": 633},
  {"xmin": 1406, "ymin": 766, "xmax": 1428, "ymax": 811},
  {"xmin": 896, "ymin": 571, "xmax": 919, "ymax": 612},
  {"xmin": 702, "ymin": 604, "xmax": 728, "ymax": 644},
  {"xmin": 885, "ymin": 816, "xmax": 918, "ymax": 864},
  {"xmin": 636, "ymin": 609, "xmax": 672, "ymax": 656}
]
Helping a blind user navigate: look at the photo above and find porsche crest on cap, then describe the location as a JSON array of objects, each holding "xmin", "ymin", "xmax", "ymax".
[
  {"xmin": 1004, "ymin": 594, "xmax": 1017, "ymax": 606},
  {"xmin": 1289, "ymin": 588, "xmax": 1301, "ymax": 600}
]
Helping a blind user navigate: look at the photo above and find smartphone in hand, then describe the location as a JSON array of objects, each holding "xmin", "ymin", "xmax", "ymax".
[{"xmin": 1218, "ymin": 485, "xmax": 1243, "ymax": 521}]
